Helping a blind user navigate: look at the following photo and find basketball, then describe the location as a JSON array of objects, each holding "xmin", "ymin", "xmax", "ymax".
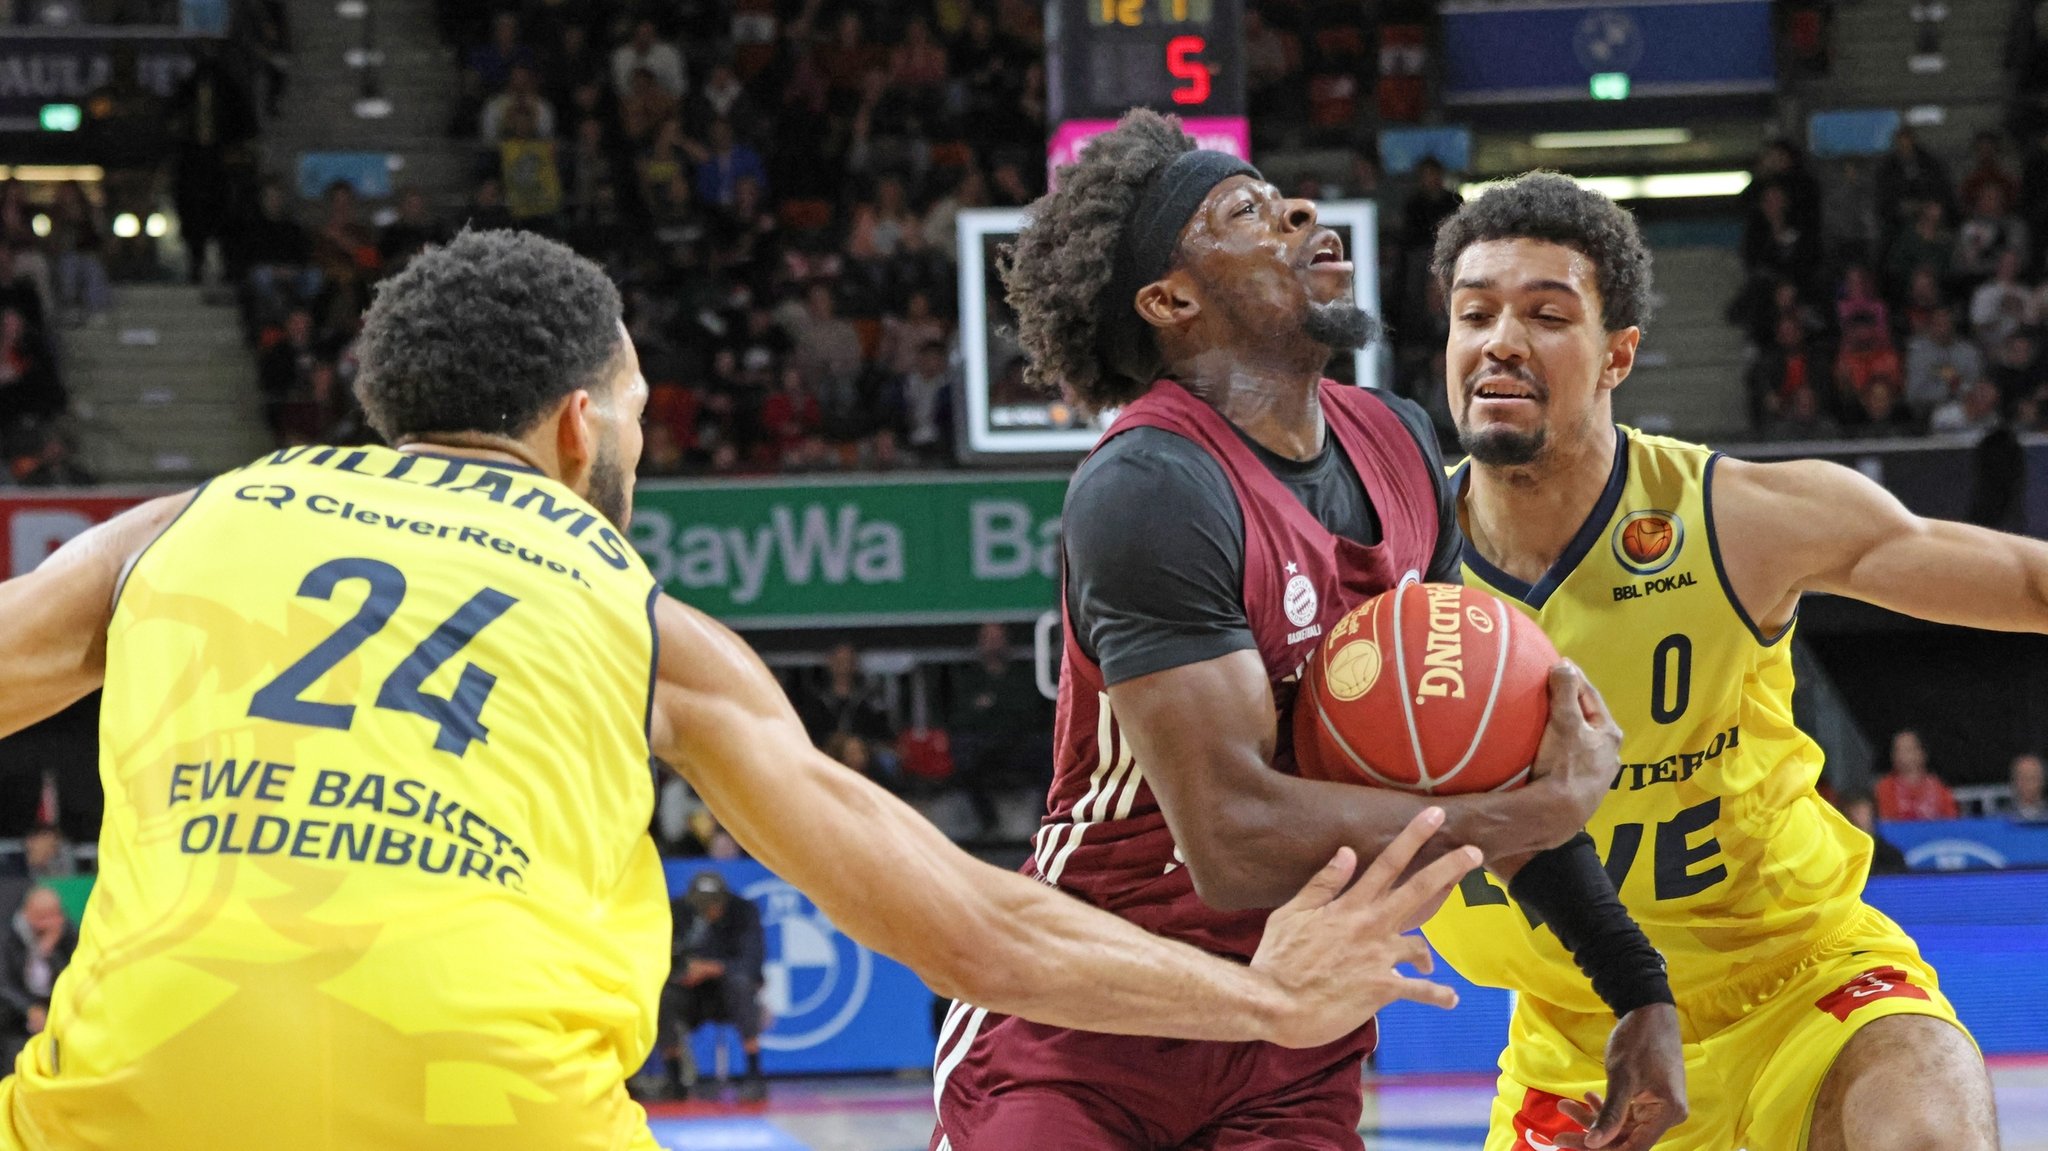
[{"xmin": 1292, "ymin": 582, "xmax": 1558, "ymax": 795}]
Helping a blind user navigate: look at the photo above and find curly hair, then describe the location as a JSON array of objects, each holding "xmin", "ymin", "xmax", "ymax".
[
  {"xmin": 355, "ymin": 228, "xmax": 624, "ymax": 443},
  {"xmin": 1430, "ymin": 171, "xmax": 1655, "ymax": 332},
  {"xmin": 1000, "ymin": 109, "xmax": 1195, "ymax": 412}
]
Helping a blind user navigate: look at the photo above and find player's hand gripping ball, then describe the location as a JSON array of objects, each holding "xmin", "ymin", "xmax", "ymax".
[{"xmin": 1292, "ymin": 582, "xmax": 1559, "ymax": 794}]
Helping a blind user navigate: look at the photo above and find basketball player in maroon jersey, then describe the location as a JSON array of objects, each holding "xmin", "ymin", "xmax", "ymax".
[{"xmin": 929, "ymin": 111, "xmax": 1687, "ymax": 1151}]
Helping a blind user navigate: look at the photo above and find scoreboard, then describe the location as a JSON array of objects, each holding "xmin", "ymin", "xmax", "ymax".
[{"xmin": 1045, "ymin": 0, "xmax": 1248, "ymax": 173}]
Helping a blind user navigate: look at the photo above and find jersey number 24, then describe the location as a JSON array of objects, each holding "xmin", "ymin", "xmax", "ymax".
[{"xmin": 248, "ymin": 557, "xmax": 517, "ymax": 756}]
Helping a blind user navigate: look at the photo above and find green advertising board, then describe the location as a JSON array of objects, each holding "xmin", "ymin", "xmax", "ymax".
[{"xmin": 630, "ymin": 473, "xmax": 1069, "ymax": 627}]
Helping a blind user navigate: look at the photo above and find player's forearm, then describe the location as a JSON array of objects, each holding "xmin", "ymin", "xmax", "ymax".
[
  {"xmin": 960, "ymin": 866, "xmax": 1293, "ymax": 1043},
  {"xmin": 0, "ymin": 578, "xmax": 106, "ymax": 740},
  {"xmin": 1190, "ymin": 769, "xmax": 1572, "ymax": 911}
]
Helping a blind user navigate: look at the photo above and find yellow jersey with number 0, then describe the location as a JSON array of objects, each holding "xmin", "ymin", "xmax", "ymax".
[
  {"xmin": 1423, "ymin": 428, "xmax": 1873, "ymax": 1017},
  {"xmin": 7, "ymin": 444, "xmax": 666, "ymax": 1151}
]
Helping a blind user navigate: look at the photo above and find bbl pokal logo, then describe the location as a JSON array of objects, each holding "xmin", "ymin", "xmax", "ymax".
[{"xmin": 1611, "ymin": 509, "xmax": 1683, "ymax": 577}]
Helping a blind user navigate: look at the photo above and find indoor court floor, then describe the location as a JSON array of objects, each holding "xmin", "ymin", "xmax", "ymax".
[{"xmin": 645, "ymin": 1057, "xmax": 2048, "ymax": 1150}]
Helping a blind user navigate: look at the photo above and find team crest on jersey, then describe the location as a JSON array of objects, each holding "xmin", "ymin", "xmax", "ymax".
[
  {"xmin": 1611, "ymin": 509, "xmax": 1683, "ymax": 576},
  {"xmin": 1283, "ymin": 562, "xmax": 1318, "ymax": 627}
]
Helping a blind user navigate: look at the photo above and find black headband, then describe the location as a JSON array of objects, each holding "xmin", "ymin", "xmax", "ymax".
[{"xmin": 1099, "ymin": 149, "xmax": 1262, "ymax": 386}]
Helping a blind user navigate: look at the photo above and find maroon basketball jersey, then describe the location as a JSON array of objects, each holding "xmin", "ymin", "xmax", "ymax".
[{"xmin": 1030, "ymin": 379, "xmax": 1441, "ymax": 959}]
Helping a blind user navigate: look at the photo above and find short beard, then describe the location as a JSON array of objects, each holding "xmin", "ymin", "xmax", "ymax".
[
  {"xmin": 588, "ymin": 435, "xmax": 630, "ymax": 530},
  {"xmin": 1459, "ymin": 422, "xmax": 1548, "ymax": 467},
  {"xmin": 1302, "ymin": 300, "xmax": 1380, "ymax": 351}
]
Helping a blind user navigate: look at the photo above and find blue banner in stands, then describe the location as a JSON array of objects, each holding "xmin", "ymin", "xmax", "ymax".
[
  {"xmin": 1879, "ymin": 818, "xmax": 2048, "ymax": 871},
  {"xmin": 1440, "ymin": 0, "xmax": 1776, "ymax": 105},
  {"xmin": 660, "ymin": 858, "xmax": 937, "ymax": 1075}
]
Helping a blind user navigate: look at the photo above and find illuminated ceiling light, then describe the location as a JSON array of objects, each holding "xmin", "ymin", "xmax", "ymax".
[
  {"xmin": 1531, "ymin": 128, "xmax": 1693, "ymax": 149},
  {"xmin": 30, "ymin": 214, "xmax": 50, "ymax": 237},
  {"xmin": 112, "ymin": 213, "xmax": 140, "ymax": 238},
  {"xmin": 144, "ymin": 213, "xmax": 169, "ymax": 237},
  {"xmin": 1458, "ymin": 171, "xmax": 1751, "ymax": 201},
  {"xmin": 1, "ymin": 165, "xmax": 105, "ymax": 182},
  {"xmin": 1638, "ymin": 171, "xmax": 1751, "ymax": 198}
]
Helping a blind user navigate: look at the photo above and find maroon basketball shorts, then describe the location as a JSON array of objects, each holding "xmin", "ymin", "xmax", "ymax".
[{"xmin": 929, "ymin": 1002, "xmax": 1378, "ymax": 1150}]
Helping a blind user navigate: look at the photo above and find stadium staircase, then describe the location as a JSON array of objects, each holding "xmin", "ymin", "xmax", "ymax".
[
  {"xmin": 1610, "ymin": 238, "xmax": 1752, "ymax": 439},
  {"xmin": 262, "ymin": 0, "xmax": 471, "ymax": 210},
  {"xmin": 1798, "ymin": 0, "xmax": 2009, "ymax": 154},
  {"xmin": 65, "ymin": 286, "xmax": 270, "ymax": 484}
]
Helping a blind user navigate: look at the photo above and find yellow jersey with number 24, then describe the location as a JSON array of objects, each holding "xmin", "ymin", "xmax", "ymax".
[{"xmin": 5, "ymin": 444, "xmax": 667, "ymax": 1151}]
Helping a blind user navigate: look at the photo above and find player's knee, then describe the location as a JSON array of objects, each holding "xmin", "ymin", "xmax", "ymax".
[{"xmin": 1823, "ymin": 1016, "xmax": 1995, "ymax": 1151}]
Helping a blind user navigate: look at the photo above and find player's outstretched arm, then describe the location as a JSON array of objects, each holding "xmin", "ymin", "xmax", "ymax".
[
  {"xmin": 1715, "ymin": 456, "xmax": 2048, "ymax": 634},
  {"xmin": 0, "ymin": 492, "xmax": 191, "ymax": 740},
  {"xmin": 647, "ymin": 594, "xmax": 1478, "ymax": 1047},
  {"xmin": 1107, "ymin": 650, "xmax": 1619, "ymax": 912}
]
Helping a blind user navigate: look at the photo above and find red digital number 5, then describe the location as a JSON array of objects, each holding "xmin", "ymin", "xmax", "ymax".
[{"xmin": 1167, "ymin": 35, "xmax": 1210, "ymax": 105}]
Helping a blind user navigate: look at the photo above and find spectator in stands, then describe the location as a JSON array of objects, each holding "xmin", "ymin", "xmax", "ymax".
[
  {"xmin": 888, "ymin": 16, "xmax": 950, "ymax": 114},
  {"xmin": 1834, "ymin": 266, "xmax": 1904, "ymax": 423},
  {"xmin": 310, "ymin": 182, "xmax": 378, "ymax": 328},
  {"xmin": 466, "ymin": 177, "xmax": 514, "ymax": 232},
  {"xmin": 237, "ymin": 180, "xmax": 317, "ymax": 329},
  {"xmin": 1398, "ymin": 156, "xmax": 1462, "ymax": 252},
  {"xmin": 0, "ymin": 249, "xmax": 43, "ymax": 336},
  {"xmin": 1751, "ymin": 316, "xmax": 1836, "ymax": 438},
  {"xmin": 1904, "ymin": 307, "xmax": 1986, "ymax": 420},
  {"xmin": 891, "ymin": 339, "xmax": 950, "ymax": 463},
  {"xmin": 480, "ymin": 64, "xmax": 556, "ymax": 146},
  {"xmin": 2021, "ymin": 125, "xmax": 2048, "ymax": 272},
  {"xmin": 378, "ymin": 188, "xmax": 449, "ymax": 274},
  {"xmin": 794, "ymin": 642, "xmax": 896, "ymax": 753},
  {"xmin": 618, "ymin": 66, "xmax": 680, "ymax": 152},
  {"xmin": 688, "ymin": 62, "xmax": 755, "ymax": 140},
  {"xmin": 9, "ymin": 825, "xmax": 75, "ymax": 883},
  {"xmin": 1741, "ymin": 184, "xmax": 1821, "ymax": 303},
  {"xmin": 1876, "ymin": 729, "xmax": 1959, "ymax": 821},
  {"xmin": 0, "ymin": 309, "xmax": 62, "ymax": 434},
  {"xmin": 1952, "ymin": 183, "xmax": 2029, "ymax": 294},
  {"xmin": 949, "ymin": 622, "xmax": 1051, "ymax": 828},
  {"xmin": 689, "ymin": 119, "xmax": 767, "ymax": 211},
  {"xmin": 1839, "ymin": 794, "xmax": 1909, "ymax": 874},
  {"xmin": 787, "ymin": 282, "xmax": 862, "ymax": 397},
  {"xmin": 1957, "ymin": 130, "xmax": 2018, "ymax": 218},
  {"xmin": 1970, "ymin": 248, "xmax": 2035, "ymax": 352},
  {"xmin": 1745, "ymin": 139, "xmax": 1823, "ymax": 242},
  {"xmin": 1883, "ymin": 201, "xmax": 1952, "ymax": 303},
  {"xmin": 537, "ymin": 20, "xmax": 599, "ymax": 113},
  {"xmin": 612, "ymin": 19, "xmax": 685, "ymax": 101},
  {"xmin": 1928, "ymin": 378, "xmax": 2002, "ymax": 434},
  {"xmin": 463, "ymin": 11, "xmax": 531, "ymax": 107},
  {"xmin": 0, "ymin": 886, "xmax": 72, "ymax": 1069},
  {"xmin": 258, "ymin": 307, "xmax": 326, "ymax": 441},
  {"xmin": 1987, "ymin": 328, "xmax": 2048, "ymax": 416},
  {"xmin": 1874, "ymin": 127, "xmax": 1955, "ymax": 248},
  {"xmin": 2008, "ymin": 753, "xmax": 2047, "ymax": 820},
  {"xmin": 1899, "ymin": 264, "xmax": 1950, "ymax": 341},
  {"xmin": 652, "ymin": 872, "xmax": 766, "ymax": 1102},
  {"xmin": 47, "ymin": 182, "xmax": 108, "ymax": 325},
  {"xmin": 166, "ymin": 43, "xmax": 260, "ymax": 284}
]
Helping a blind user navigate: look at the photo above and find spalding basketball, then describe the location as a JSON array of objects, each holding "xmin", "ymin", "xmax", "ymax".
[{"xmin": 1292, "ymin": 582, "xmax": 1558, "ymax": 795}]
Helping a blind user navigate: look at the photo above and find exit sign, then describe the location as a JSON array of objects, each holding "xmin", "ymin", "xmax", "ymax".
[
  {"xmin": 38, "ymin": 104, "xmax": 81, "ymax": 132},
  {"xmin": 1589, "ymin": 72, "xmax": 1630, "ymax": 100}
]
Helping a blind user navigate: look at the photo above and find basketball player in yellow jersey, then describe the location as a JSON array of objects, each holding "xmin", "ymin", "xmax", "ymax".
[
  {"xmin": 1420, "ymin": 173, "xmax": 2011, "ymax": 1151},
  {"xmin": 0, "ymin": 230, "xmax": 1483, "ymax": 1151}
]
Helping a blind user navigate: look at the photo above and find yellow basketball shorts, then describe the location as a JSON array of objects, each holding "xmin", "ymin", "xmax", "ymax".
[{"xmin": 1481, "ymin": 905, "xmax": 1970, "ymax": 1151}]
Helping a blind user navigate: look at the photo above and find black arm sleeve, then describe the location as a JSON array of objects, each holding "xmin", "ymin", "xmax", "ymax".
[
  {"xmin": 1381, "ymin": 393, "xmax": 1467, "ymax": 583},
  {"xmin": 1063, "ymin": 429, "xmax": 1256, "ymax": 686},
  {"xmin": 1507, "ymin": 833, "xmax": 1675, "ymax": 1017}
]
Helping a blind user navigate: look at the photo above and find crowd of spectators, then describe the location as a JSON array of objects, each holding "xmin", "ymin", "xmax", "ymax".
[
  {"xmin": 1737, "ymin": 127, "xmax": 2048, "ymax": 441},
  {"xmin": 653, "ymin": 626, "xmax": 1055, "ymax": 859}
]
